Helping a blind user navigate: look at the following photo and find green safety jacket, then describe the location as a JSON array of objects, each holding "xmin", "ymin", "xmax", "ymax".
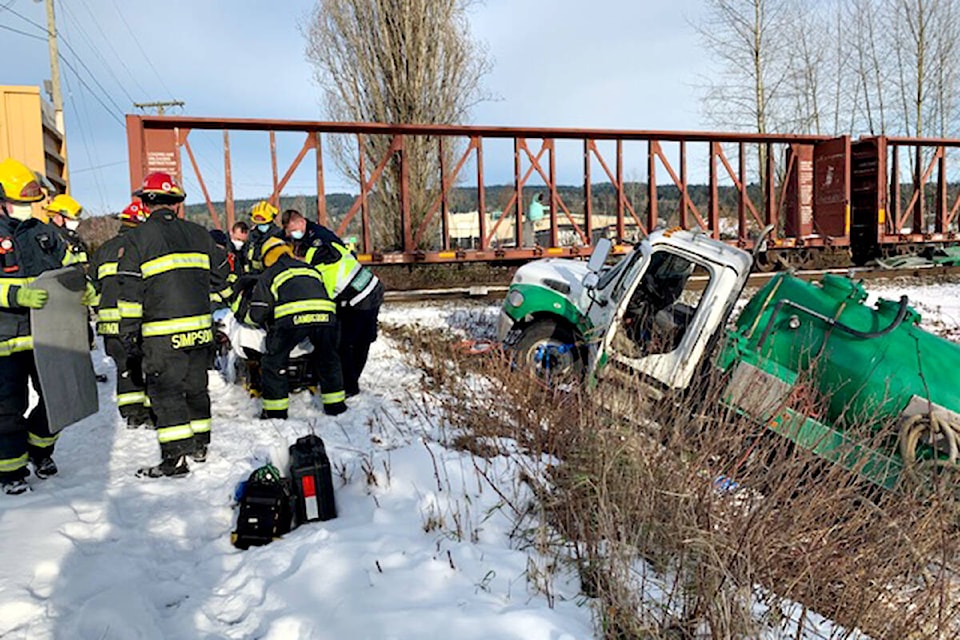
[{"xmin": 303, "ymin": 241, "xmax": 380, "ymax": 307}]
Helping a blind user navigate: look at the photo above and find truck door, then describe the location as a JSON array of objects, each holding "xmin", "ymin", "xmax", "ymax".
[{"xmin": 594, "ymin": 246, "xmax": 740, "ymax": 393}]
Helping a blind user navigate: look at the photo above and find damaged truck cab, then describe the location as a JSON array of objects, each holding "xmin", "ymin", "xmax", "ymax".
[
  {"xmin": 497, "ymin": 228, "xmax": 753, "ymax": 395},
  {"xmin": 498, "ymin": 228, "xmax": 960, "ymax": 490}
]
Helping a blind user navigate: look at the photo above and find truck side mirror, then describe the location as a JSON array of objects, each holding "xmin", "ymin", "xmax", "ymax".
[{"xmin": 587, "ymin": 238, "xmax": 612, "ymax": 273}]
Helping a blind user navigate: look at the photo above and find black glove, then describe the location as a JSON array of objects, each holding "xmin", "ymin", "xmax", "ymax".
[{"xmin": 121, "ymin": 332, "xmax": 143, "ymax": 361}]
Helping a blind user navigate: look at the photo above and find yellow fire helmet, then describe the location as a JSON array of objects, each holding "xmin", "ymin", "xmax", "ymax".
[
  {"xmin": 45, "ymin": 194, "xmax": 84, "ymax": 220},
  {"xmin": 0, "ymin": 158, "xmax": 44, "ymax": 204},
  {"xmin": 250, "ymin": 200, "xmax": 278, "ymax": 224},
  {"xmin": 261, "ymin": 236, "xmax": 293, "ymax": 267}
]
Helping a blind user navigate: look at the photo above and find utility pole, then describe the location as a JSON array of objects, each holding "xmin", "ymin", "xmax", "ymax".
[
  {"xmin": 44, "ymin": 0, "xmax": 64, "ymax": 134},
  {"xmin": 134, "ymin": 101, "xmax": 185, "ymax": 116},
  {"xmin": 41, "ymin": 0, "xmax": 68, "ymax": 191}
]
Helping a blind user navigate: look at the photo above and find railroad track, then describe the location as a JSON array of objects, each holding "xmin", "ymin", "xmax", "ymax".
[{"xmin": 384, "ymin": 263, "xmax": 960, "ymax": 303}]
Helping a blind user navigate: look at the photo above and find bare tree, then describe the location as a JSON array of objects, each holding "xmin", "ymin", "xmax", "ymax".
[
  {"xmin": 697, "ymin": 0, "xmax": 793, "ymax": 135},
  {"xmin": 844, "ymin": 0, "xmax": 891, "ymax": 136},
  {"xmin": 780, "ymin": 3, "xmax": 835, "ymax": 135},
  {"xmin": 302, "ymin": 0, "xmax": 491, "ymax": 250}
]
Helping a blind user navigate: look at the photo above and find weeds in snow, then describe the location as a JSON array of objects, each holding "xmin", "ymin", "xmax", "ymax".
[{"xmin": 385, "ymin": 322, "xmax": 960, "ymax": 640}]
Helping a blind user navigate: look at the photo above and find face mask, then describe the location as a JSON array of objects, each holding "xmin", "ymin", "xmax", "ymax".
[
  {"xmin": 231, "ymin": 239, "xmax": 244, "ymax": 250},
  {"xmin": 256, "ymin": 223, "xmax": 272, "ymax": 233},
  {"xmin": 290, "ymin": 229, "xmax": 304, "ymax": 240},
  {"xmin": 65, "ymin": 219, "xmax": 80, "ymax": 231},
  {"xmin": 10, "ymin": 205, "xmax": 33, "ymax": 221}
]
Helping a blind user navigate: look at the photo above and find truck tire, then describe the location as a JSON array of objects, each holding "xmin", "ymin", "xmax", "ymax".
[{"xmin": 513, "ymin": 320, "xmax": 584, "ymax": 385}]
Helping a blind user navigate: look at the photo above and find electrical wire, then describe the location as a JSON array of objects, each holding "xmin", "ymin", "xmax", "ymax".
[
  {"xmin": 55, "ymin": 35, "xmax": 127, "ymax": 117},
  {"xmin": 72, "ymin": 160, "xmax": 126, "ymax": 174},
  {"xmin": 57, "ymin": 0, "xmax": 138, "ymax": 105},
  {"xmin": 62, "ymin": 63, "xmax": 109, "ymax": 210},
  {"xmin": 0, "ymin": 21, "xmax": 45, "ymax": 40},
  {"xmin": 56, "ymin": 53, "xmax": 124, "ymax": 126},
  {"xmin": 0, "ymin": 3, "xmax": 45, "ymax": 31},
  {"xmin": 74, "ymin": 0, "xmax": 149, "ymax": 98},
  {"xmin": 107, "ymin": 0, "xmax": 174, "ymax": 98}
]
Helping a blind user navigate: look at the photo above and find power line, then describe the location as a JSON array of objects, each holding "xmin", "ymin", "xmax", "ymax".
[
  {"xmin": 107, "ymin": 0, "xmax": 174, "ymax": 98},
  {"xmin": 72, "ymin": 160, "xmax": 126, "ymax": 174},
  {"xmin": 0, "ymin": 3, "xmax": 45, "ymax": 31},
  {"xmin": 0, "ymin": 21, "xmax": 45, "ymax": 40},
  {"xmin": 56, "ymin": 40, "xmax": 126, "ymax": 117},
  {"xmin": 53, "ymin": 5, "xmax": 128, "ymax": 115},
  {"xmin": 74, "ymin": 0, "xmax": 149, "ymax": 99},
  {"xmin": 62, "ymin": 64, "xmax": 108, "ymax": 210},
  {"xmin": 57, "ymin": 0, "xmax": 137, "ymax": 105},
  {"xmin": 57, "ymin": 53, "xmax": 124, "ymax": 126}
]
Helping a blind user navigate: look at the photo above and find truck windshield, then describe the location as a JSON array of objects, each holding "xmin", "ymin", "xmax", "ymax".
[{"xmin": 600, "ymin": 245, "xmax": 647, "ymax": 300}]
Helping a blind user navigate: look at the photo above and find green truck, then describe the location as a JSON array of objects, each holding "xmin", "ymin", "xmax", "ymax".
[{"xmin": 497, "ymin": 229, "xmax": 960, "ymax": 490}]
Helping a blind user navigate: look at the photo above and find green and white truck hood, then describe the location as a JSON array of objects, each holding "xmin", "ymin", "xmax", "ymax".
[{"xmin": 498, "ymin": 259, "xmax": 598, "ymax": 340}]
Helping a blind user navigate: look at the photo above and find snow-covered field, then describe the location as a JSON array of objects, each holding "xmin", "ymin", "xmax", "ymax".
[
  {"xmin": 0, "ymin": 303, "xmax": 589, "ymax": 640},
  {"xmin": 1, "ymin": 276, "xmax": 959, "ymax": 640}
]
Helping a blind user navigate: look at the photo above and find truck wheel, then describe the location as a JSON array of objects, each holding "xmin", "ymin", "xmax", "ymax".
[{"xmin": 513, "ymin": 320, "xmax": 583, "ymax": 385}]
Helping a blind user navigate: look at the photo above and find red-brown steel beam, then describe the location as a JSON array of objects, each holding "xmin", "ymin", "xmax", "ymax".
[
  {"xmin": 271, "ymin": 134, "xmax": 315, "ymax": 205},
  {"xmin": 399, "ymin": 136, "xmax": 412, "ymax": 253},
  {"xmin": 548, "ymin": 138, "xmax": 558, "ymax": 248},
  {"xmin": 514, "ymin": 138, "xmax": 523, "ymax": 247},
  {"xmin": 651, "ymin": 141, "xmax": 708, "ymax": 231},
  {"xmin": 476, "ymin": 138, "xmax": 487, "ymax": 251},
  {"xmin": 679, "ymin": 140, "xmax": 688, "ymax": 230},
  {"xmin": 938, "ymin": 147, "xmax": 947, "ymax": 234},
  {"xmin": 135, "ymin": 115, "xmax": 831, "ymax": 144},
  {"xmin": 583, "ymin": 139, "xmax": 592, "ymax": 242},
  {"xmin": 182, "ymin": 136, "xmax": 222, "ymax": 230},
  {"xmin": 439, "ymin": 137, "xmax": 449, "ymax": 252},
  {"xmin": 315, "ymin": 132, "xmax": 327, "ymax": 225},
  {"xmin": 616, "ymin": 140, "xmax": 625, "ymax": 240}
]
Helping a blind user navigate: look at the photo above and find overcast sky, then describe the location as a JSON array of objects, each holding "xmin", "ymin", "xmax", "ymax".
[{"xmin": 0, "ymin": 0, "xmax": 710, "ymax": 214}]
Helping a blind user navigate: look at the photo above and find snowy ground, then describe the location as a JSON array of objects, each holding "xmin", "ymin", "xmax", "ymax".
[
  {"xmin": 0, "ymin": 303, "xmax": 589, "ymax": 640},
  {"xmin": 1, "ymin": 276, "xmax": 959, "ymax": 640}
]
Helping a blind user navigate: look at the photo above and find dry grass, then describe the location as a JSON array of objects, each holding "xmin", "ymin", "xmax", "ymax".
[{"xmin": 384, "ymin": 322, "xmax": 960, "ymax": 639}]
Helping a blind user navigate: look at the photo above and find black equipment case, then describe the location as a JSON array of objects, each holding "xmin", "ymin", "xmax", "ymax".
[{"xmin": 289, "ymin": 434, "xmax": 337, "ymax": 523}]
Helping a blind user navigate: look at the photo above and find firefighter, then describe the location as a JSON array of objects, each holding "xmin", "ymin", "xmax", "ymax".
[
  {"xmin": 90, "ymin": 199, "xmax": 151, "ymax": 428},
  {"xmin": 45, "ymin": 194, "xmax": 89, "ymax": 266},
  {"xmin": 0, "ymin": 158, "xmax": 72, "ymax": 494},
  {"xmin": 229, "ymin": 221, "xmax": 248, "ymax": 273},
  {"xmin": 304, "ymin": 239, "xmax": 383, "ymax": 397},
  {"xmin": 248, "ymin": 237, "xmax": 347, "ymax": 418},
  {"xmin": 281, "ymin": 209, "xmax": 343, "ymax": 256},
  {"xmin": 117, "ymin": 171, "xmax": 230, "ymax": 478},
  {"xmin": 243, "ymin": 201, "xmax": 284, "ymax": 274}
]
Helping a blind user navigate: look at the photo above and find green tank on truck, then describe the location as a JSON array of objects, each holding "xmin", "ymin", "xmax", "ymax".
[{"xmin": 498, "ymin": 228, "xmax": 960, "ymax": 491}]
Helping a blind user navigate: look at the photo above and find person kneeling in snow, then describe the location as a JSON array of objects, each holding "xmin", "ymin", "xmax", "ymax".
[{"xmin": 247, "ymin": 237, "xmax": 346, "ymax": 419}]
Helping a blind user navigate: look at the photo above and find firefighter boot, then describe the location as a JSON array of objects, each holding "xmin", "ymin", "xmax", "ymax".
[
  {"xmin": 1, "ymin": 468, "xmax": 30, "ymax": 495},
  {"xmin": 125, "ymin": 406, "xmax": 153, "ymax": 429},
  {"xmin": 136, "ymin": 455, "xmax": 189, "ymax": 478},
  {"xmin": 29, "ymin": 446, "xmax": 58, "ymax": 479},
  {"xmin": 32, "ymin": 456, "xmax": 58, "ymax": 479},
  {"xmin": 324, "ymin": 401, "xmax": 348, "ymax": 416},
  {"xmin": 190, "ymin": 444, "xmax": 208, "ymax": 463}
]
